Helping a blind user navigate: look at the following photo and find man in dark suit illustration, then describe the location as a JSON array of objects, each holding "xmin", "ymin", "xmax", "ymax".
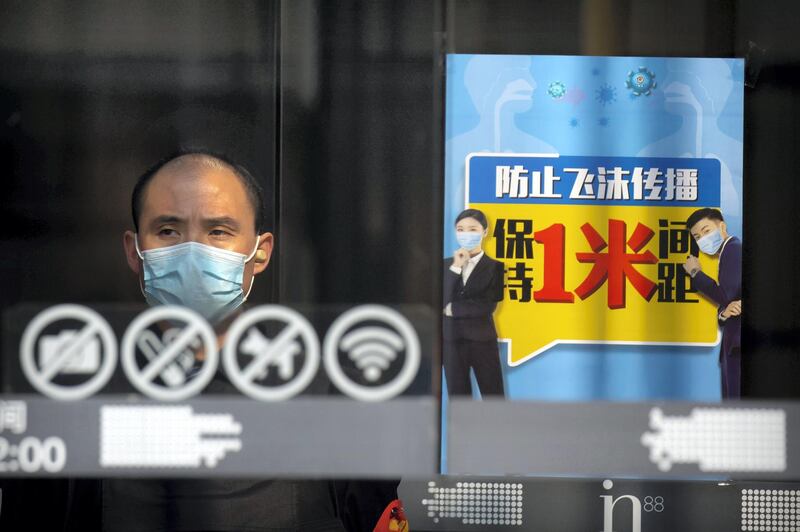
[
  {"xmin": 683, "ymin": 208, "xmax": 742, "ymax": 399},
  {"xmin": 443, "ymin": 208, "xmax": 506, "ymax": 397}
]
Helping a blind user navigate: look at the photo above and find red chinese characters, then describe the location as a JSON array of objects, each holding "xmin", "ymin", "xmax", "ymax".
[{"xmin": 575, "ymin": 219, "xmax": 658, "ymax": 309}]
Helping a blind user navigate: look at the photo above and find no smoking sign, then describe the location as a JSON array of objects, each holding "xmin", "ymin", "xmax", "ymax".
[{"xmin": 120, "ymin": 306, "xmax": 218, "ymax": 401}]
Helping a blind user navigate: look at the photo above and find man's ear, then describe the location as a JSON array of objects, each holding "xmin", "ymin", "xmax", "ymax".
[
  {"xmin": 253, "ymin": 232, "xmax": 274, "ymax": 275},
  {"xmin": 123, "ymin": 231, "xmax": 141, "ymax": 275}
]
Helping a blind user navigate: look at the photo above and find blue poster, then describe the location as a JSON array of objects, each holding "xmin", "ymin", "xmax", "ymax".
[{"xmin": 443, "ymin": 54, "xmax": 744, "ymax": 403}]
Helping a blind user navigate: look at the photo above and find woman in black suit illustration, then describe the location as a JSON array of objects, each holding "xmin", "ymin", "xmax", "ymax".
[{"xmin": 443, "ymin": 208, "xmax": 506, "ymax": 397}]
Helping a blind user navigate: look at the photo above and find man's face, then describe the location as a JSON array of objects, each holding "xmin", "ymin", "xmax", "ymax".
[
  {"xmin": 123, "ymin": 160, "xmax": 273, "ymax": 290},
  {"xmin": 689, "ymin": 217, "xmax": 727, "ymax": 242}
]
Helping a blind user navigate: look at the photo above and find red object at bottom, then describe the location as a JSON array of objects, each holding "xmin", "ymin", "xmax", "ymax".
[{"xmin": 373, "ymin": 499, "xmax": 409, "ymax": 532}]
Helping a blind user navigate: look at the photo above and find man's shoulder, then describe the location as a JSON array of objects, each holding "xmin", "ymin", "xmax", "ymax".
[
  {"xmin": 726, "ymin": 236, "xmax": 742, "ymax": 248},
  {"xmin": 722, "ymin": 236, "xmax": 742, "ymax": 259}
]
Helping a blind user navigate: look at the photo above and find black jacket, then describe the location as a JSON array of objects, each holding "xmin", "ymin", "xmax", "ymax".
[{"xmin": 443, "ymin": 254, "xmax": 504, "ymax": 342}]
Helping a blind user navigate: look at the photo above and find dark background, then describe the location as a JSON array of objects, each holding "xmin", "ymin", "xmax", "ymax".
[{"xmin": 0, "ymin": 1, "xmax": 799, "ymax": 529}]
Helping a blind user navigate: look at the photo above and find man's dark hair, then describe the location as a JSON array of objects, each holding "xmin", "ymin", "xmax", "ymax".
[
  {"xmin": 455, "ymin": 208, "xmax": 489, "ymax": 229},
  {"xmin": 131, "ymin": 148, "xmax": 267, "ymax": 233},
  {"xmin": 686, "ymin": 208, "xmax": 724, "ymax": 230}
]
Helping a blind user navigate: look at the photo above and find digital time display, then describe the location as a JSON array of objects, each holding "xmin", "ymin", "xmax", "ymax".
[{"xmin": 0, "ymin": 437, "xmax": 66, "ymax": 473}]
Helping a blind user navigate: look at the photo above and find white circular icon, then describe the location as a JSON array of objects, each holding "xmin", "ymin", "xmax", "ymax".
[
  {"xmin": 20, "ymin": 304, "xmax": 118, "ymax": 400},
  {"xmin": 323, "ymin": 305, "xmax": 420, "ymax": 401},
  {"xmin": 120, "ymin": 305, "xmax": 218, "ymax": 401},
  {"xmin": 222, "ymin": 306, "xmax": 321, "ymax": 401}
]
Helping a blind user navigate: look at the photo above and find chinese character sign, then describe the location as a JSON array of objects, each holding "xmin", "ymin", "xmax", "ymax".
[
  {"xmin": 470, "ymin": 153, "xmax": 720, "ymax": 364},
  {"xmin": 444, "ymin": 55, "xmax": 743, "ymax": 401}
]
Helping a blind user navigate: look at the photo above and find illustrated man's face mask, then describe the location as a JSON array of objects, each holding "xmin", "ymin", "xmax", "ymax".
[
  {"xmin": 135, "ymin": 235, "xmax": 259, "ymax": 324},
  {"xmin": 696, "ymin": 228, "xmax": 724, "ymax": 255}
]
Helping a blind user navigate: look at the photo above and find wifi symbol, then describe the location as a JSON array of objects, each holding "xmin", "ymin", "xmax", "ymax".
[{"xmin": 339, "ymin": 327, "xmax": 405, "ymax": 382}]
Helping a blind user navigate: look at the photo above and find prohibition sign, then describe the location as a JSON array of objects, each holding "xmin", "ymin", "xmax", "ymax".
[
  {"xmin": 121, "ymin": 305, "xmax": 218, "ymax": 401},
  {"xmin": 222, "ymin": 306, "xmax": 320, "ymax": 401},
  {"xmin": 20, "ymin": 304, "xmax": 118, "ymax": 401}
]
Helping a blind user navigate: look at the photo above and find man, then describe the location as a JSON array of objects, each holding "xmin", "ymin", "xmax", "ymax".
[
  {"xmin": 683, "ymin": 208, "xmax": 742, "ymax": 399},
  {"xmin": 124, "ymin": 150, "xmax": 273, "ymax": 326},
  {"xmin": 106, "ymin": 149, "xmax": 398, "ymax": 531}
]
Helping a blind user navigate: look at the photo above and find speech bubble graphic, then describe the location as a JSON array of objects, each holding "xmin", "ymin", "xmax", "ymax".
[
  {"xmin": 480, "ymin": 203, "xmax": 722, "ymax": 365},
  {"xmin": 466, "ymin": 153, "xmax": 724, "ymax": 366}
]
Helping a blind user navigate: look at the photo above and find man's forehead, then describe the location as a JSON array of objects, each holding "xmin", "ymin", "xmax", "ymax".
[
  {"xmin": 153, "ymin": 155, "xmax": 237, "ymax": 184},
  {"xmin": 690, "ymin": 217, "xmax": 719, "ymax": 232},
  {"xmin": 141, "ymin": 158, "xmax": 254, "ymax": 220}
]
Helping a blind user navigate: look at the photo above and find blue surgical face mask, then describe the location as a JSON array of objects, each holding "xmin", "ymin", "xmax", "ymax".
[
  {"xmin": 696, "ymin": 229, "xmax": 724, "ymax": 255},
  {"xmin": 456, "ymin": 231, "xmax": 484, "ymax": 250},
  {"xmin": 136, "ymin": 236, "xmax": 260, "ymax": 324}
]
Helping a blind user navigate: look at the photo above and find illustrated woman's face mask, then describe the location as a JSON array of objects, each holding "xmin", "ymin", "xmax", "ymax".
[
  {"xmin": 135, "ymin": 236, "xmax": 259, "ymax": 324},
  {"xmin": 455, "ymin": 215, "xmax": 488, "ymax": 251},
  {"xmin": 456, "ymin": 231, "xmax": 483, "ymax": 250}
]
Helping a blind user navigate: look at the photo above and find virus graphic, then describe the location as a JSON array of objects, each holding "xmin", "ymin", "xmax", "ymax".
[
  {"xmin": 591, "ymin": 67, "xmax": 601, "ymax": 76},
  {"xmin": 598, "ymin": 116, "xmax": 610, "ymax": 127},
  {"xmin": 595, "ymin": 83, "xmax": 617, "ymax": 105},
  {"xmin": 548, "ymin": 81, "xmax": 567, "ymax": 99},
  {"xmin": 626, "ymin": 66, "xmax": 657, "ymax": 96},
  {"xmin": 569, "ymin": 117, "xmax": 580, "ymax": 128}
]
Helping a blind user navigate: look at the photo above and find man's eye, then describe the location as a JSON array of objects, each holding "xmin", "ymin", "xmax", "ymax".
[
  {"xmin": 210, "ymin": 229, "xmax": 232, "ymax": 236},
  {"xmin": 159, "ymin": 228, "xmax": 178, "ymax": 236}
]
